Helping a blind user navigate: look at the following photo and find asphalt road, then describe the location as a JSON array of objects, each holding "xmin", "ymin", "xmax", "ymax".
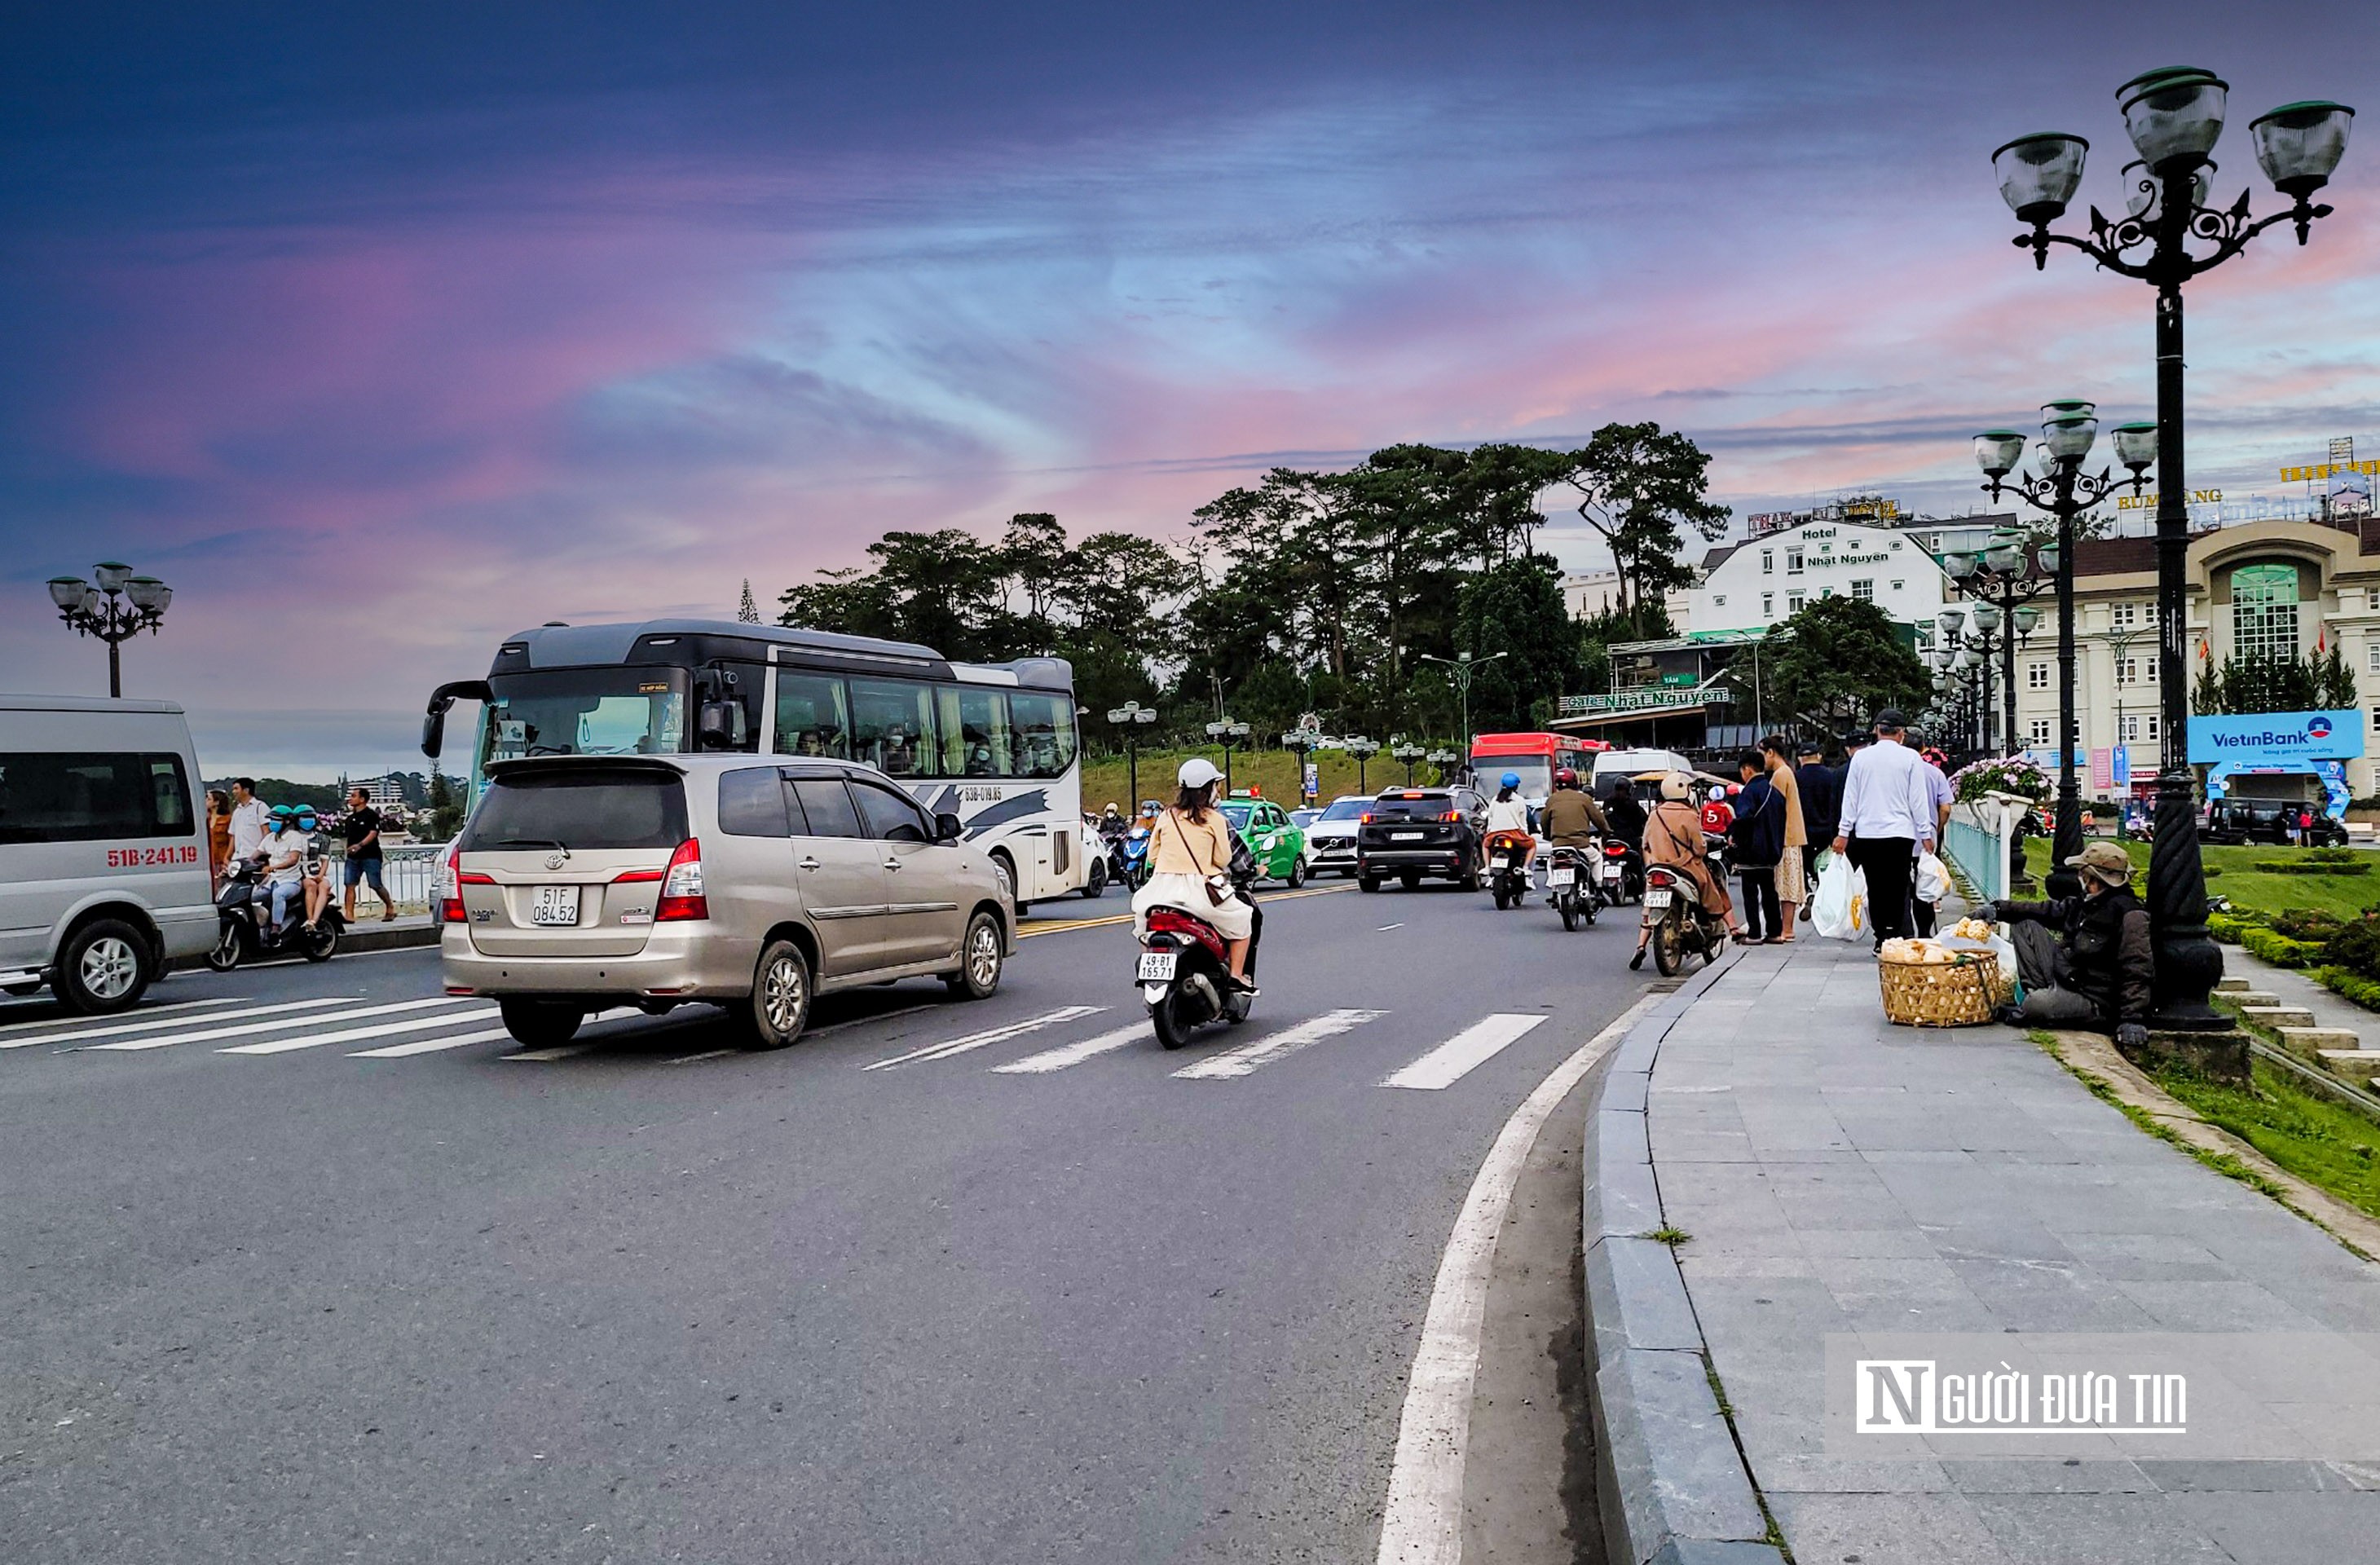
[{"xmin": 1, "ymin": 875, "xmax": 1658, "ymax": 1563}]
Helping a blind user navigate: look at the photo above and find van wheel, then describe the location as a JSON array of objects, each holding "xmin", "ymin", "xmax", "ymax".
[
  {"xmin": 56, "ymin": 919, "xmax": 150, "ymax": 1014},
  {"xmin": 500, "ymin": 999, "xmax": 583, "ymax": 1048},
  {"xmin": 943, "ymin": 911, "xmax": 1005, "ymax": 999},
  {"xmin": 734, "ymin": 940, "xmax": 812, "ymax": 1049}
]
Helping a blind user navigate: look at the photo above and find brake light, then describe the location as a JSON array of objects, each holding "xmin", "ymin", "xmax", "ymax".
[
  {"xmin": 1360, "ymin": 813, "xmax": 1373, "ymax": 824},
  {"xmin": 1443, "ymin": 809, "xmax": 1462, "ymax": 822},
  {"xmin": 654, "ymin": 838, "xmax": 707, "ymax": 921},
  {"xmin": 440, "ymin": 846, "xmax": 492, "ymax": 923}
]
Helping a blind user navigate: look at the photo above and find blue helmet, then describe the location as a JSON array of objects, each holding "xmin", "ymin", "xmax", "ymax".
[
  {"xmin": 1501, "ymin": 770, "xmax": 1521, "ymax": 790},
  {"xmin": 295, "ymin": 808, "xmax": 319, "ymax": 829}
]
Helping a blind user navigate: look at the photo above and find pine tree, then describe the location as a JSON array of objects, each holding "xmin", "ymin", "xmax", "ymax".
[{"xmin": 737, "ymin": 580, "xmax": 760, "ymax": 624}]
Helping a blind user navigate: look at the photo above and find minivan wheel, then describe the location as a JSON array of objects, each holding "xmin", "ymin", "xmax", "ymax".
[
  {"xmin": 944, "ymin": 911, "xmax": 1004, "ymax": 999},
  {"xmin": 735, "ymin": 940, "xmax": 812, "ymax": 1049},
  {"xmin": 56, "ymin": 919, "xmax": 150, "ymax": 1014},
  {"xmin": 499, "ymin": 999, "xmax": 583, "ymax": 1049}
]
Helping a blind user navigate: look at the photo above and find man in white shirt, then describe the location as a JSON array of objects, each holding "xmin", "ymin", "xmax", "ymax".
[
  {"xmin": 227, "ymin": 777, "xmax": 271, "ymax": 862},
  {"xmin": 1830, "ymin": 710, "xmax": 1936, "ymax": 947}
]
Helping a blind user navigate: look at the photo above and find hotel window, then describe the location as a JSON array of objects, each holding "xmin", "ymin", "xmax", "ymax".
[
  {"xmin": 2232, "ymin": 562, "xmax": 2301, "ymax": 664},
  {"xmin": 1761, "ymin": 593, "xmax": 1774, "ymax": 619},
  {"xmin": 1819, "ymin": 586, "xmax": 1835, "ymax": 599},
  {"xmin": 1761, "ymin": 549, "xmax": 1774, "ymax": 575},
  {"xmin": 2367, "ymin": 639, "xmax": 2380, "ymax": 675},
  {"xmin": 1787, "ymin": 590, "xmax": 1806, "ymax": 614},
  {"xmin": 2026, "ymin": 662, "xmax": 2051, "ymax": 690},
  {"xmin": 2122, "ymin": 713, "xmax": 2160, "ymax": 743},
  {"xmin": 1889, "ymin": 579, "xmax": 1904, "ymax": 592},
  {"xmin": 1851, "ymin": 579, "xmax": 1874, "ymax": 601},
  {"xmin": 2029, "ymin": 719, "xmax": 2053, "ymax": 745},
  {"xmin": 1785, "ymin": 548, "xmax": 1804, "ymax": 575},
  {"xmin": 2111, "ymin": 602, "xmax": 2135, "ymax": 629}
]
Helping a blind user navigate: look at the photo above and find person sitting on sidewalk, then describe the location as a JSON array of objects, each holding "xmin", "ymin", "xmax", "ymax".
[{"xmin": 1987, "ymin": 840, "xmax": 2152, "ymax": 1047}]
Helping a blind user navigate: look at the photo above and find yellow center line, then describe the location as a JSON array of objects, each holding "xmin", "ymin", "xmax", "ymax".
[{"xmin": 1018, "ymin": 881, "xmax": 1348, "ymax": 937}]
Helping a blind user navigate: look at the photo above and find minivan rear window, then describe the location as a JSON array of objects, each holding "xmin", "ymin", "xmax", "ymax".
[
  {"xmin": 462, "ymin": 769, "xmax": 688, "ymax": 851},
  {"xmin": 0, "ymin": 752, "xmax": 192, "ymax": 844}
]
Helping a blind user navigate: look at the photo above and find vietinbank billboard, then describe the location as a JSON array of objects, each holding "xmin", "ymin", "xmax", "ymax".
[{"xmin": 2188, "ymin": 708, "xmax": 2363, "ymax": 817}]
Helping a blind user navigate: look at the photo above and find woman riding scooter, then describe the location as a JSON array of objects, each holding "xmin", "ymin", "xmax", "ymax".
[
  {"xmin": 1630, "ymin": 771, "xmax": 1734, "ymax": 970},
  {"xmin": 1483, "ymin": 771, "xmax": 1536, "ymax": 872},
  {"xmin": 1130, "ymin": 758, "xmax": 1258, "ymax": 995}
]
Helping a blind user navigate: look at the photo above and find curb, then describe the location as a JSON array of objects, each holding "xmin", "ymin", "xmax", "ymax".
[
  {"xmin": 340, "ymin": 920, "xmax": 442, "ymax": 955},
  {"xmin": 1583, "ymin": 951, "xmax": 1785, "ymax": 1565}
]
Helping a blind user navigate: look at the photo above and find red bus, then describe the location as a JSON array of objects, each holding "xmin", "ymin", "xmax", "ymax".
[{"xmin": 1469, "ymin": 732, "xmax": 1607, "ymax": 805}]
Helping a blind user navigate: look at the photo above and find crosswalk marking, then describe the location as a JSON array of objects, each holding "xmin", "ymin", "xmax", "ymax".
[
  {"xmin": 1171, "ymin": 1007, "xmax": 1386, "ymax": 1081},
  {"xmin": 0, "ymin": 996, "xmax": 241, "ymax": 1041},
  {"xmin": 861, "ymin": 1006, "xmax": 1104, "ymax": 1071},
  {"xmin": 5, "ymin": 996, "xmax": 312, "ymax": 1051},
  {"xmin": 1382, "ymin": 1013, "xmax": 1547, "ymax": 1091},
  {"xmin": 85, "ymin": 996, "xmax": 470, "ymax": 1052},
  {"xmin": 991, "ymin": 1022, "xmax": 1150, "ymax": 1074},
  {"xmin": 221, "ymin": 1006, "xmax": 504, "ymax": 1055},
  {"xmin": 351, "ymin": 1027, "xmax": 514, "ymax": 1059}
]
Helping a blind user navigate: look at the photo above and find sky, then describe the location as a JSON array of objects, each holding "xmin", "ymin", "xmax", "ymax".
[{"xmin": 4, "ymin": 2, "xmax": 2376, "ymax": 778}]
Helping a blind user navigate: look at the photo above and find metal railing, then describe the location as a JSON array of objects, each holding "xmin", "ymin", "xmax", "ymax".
[
  {"xmin": 324, "ymin": 842, "xmax": 448, "ymax": 913},
  {"xmin": 1941, "ymin": 794, "xmax": 2030, "ymax": 904}
]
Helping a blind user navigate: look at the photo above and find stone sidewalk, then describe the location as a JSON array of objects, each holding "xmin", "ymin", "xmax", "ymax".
[{"xmin": 1590, "ymin": 932, "xmax": 2380, "ymax": 1565}]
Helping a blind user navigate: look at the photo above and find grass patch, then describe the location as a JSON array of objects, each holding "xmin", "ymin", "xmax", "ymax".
[
  {"xmin": 2024, "ymin": 838, "xmax": 2378, "ymax": 924},
  {"xmin": 2144, "ymin": 1056, "xmax": 2380, "ymax": 1223},
  {"xmin": 1642, "ymin": 1225, "xmax": 1693, "ymax": 1246}
]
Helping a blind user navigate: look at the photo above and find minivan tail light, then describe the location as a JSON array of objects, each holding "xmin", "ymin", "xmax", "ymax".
[
  {"xmin": 654, "ymin": 838, "xmax": 707, "ymax": 921},
  {"xmin": 441, "ymin": 846, "xmax": 492, "ymax": 923}
]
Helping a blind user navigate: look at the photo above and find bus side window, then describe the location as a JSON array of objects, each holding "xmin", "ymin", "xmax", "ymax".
[
  {"xmin": 849, "ymin": 679, "xmax": 938, "ymax": 778},
  {"xmin": 1007, "ymin": 691, "xmax": 1076, "ymax": 780},
  {"xmin": 936, "ymin": 687, "xmax": 1013, "ymax": 778},
  {"xmin": 774, "ymin": 674, "xmax": 850, "ymax": 760}
]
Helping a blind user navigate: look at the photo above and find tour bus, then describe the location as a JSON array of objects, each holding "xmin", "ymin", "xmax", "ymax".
[
  {"xmin": 422, "ymin": 620, "xmax": 1086, "ymax": 906},
  {"xmin": 1467, "ymin": 732, "xmax": 1606, "ymax": 809}
]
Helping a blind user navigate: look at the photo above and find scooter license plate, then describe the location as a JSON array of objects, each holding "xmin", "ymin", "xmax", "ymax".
[
  {"xmin": 531, "ymin": 886, "xmax": 580, "ymax": 925},
  {"xmin": 1547, "ymin": 867, "xmax": 1576, "ymax": 888},
  {"xmin": 1642, "ymin": 888, "xmax": 1673, "ymax": 910},
  {"xmin": 1136, "ymin": 950, "xmax": 1179, "ymax": 982}
]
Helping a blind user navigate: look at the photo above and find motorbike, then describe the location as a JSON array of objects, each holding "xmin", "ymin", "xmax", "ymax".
[
  {"xmin": 1485, "ymin": 830, "xmax": 1534, "ymax": 910},
  {"xmin": 1134, "ymin": 845, "xmax": 1261, "ymax": 1050},
  {"xmin": 1115, "ymin": 823, "xmax": 1153, "ymax": 890},
  {"xmin": 1600, "ymin": 840, "xmax": 1644, "ymax": 906},
  {"xmin": 1544, "ymin": 842, "xmax": 1598, "ymax": 930},
  {"xmin": 209, "ymin": 850, "xmax": 342, "ymax": 970},
  {"xmin": 1641, "ymin": 862, "xmax": 1726, "ymax": 976}
]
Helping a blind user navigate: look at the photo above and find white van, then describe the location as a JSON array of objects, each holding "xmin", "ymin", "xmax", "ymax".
[
  {"xmin": 0, "ymin": 696, "xmax": 216, "ymax": 1012},
  {"xmin": 1590, "ymin": 747, "xmax": 1696, "ymax": 799}
]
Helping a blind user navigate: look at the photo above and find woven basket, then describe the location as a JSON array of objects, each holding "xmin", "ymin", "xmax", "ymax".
[{"xmin": 1876, "ymin": 952, "xmax": 2009, "ymax": 1028}]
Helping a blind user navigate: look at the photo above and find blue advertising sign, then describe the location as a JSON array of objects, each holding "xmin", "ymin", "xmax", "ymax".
[{"xmin": 2185, "ymin": 709, "xmax": 2364, "ymax": 765}]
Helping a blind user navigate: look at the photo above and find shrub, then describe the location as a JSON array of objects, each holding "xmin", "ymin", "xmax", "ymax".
[
  {"xmin": 2314, "ymin": 965, "xmax": 2380, "ymax": 1015},
  {"xmin": 2321, "ymin": 916, "xmax": 2380, "ymax": 983},
  {"xmin": 2208, "ymin": 911, "xmax": 2262, "ymax": 944},
  {"xmin": 2241, "ymin": 927, "xmax": 2324, "ymax": 968},
  {"xmin": 2249, "ymin": 860, "xmax": 2371, "ymax": 875},
  {"xmin": 2273, "ymin": 908, "xmax": 2348, "ymax": 941}
]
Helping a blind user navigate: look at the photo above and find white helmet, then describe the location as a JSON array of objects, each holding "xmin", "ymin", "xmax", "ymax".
[{"xmin": 1178, "ymin": 757, "xmax": 1223, "ymax": 790}]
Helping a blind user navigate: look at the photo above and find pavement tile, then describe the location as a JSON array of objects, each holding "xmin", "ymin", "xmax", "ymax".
[
  {"xmin": 2165, "ymin": 1490, "xmax": 2380, "ymax": 1565},
  {"xmin": 1966, "ymin": 1492, "xmax": 2233, "ymax": 1563},
  {"xmin": 2108, "ymin": 1278, "xmax": 2337, "ymax": 1333},
  {"xmin": 1941, "ymin": 1258, "xmax": 2161, "ymax": 1332},
  {"xmin": 1768, "ymin": 1491, "xmax": 2016, "ymax": 1565},
  {"xmin": 1939, "ymin": 1459, "xmax": 2153, "ymax": 1493},
  {"xmin": 1752, "ymin": 1453, "xmax": 1954, "ymax": 1493}
]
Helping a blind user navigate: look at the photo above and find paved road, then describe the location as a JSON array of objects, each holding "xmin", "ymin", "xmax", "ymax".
[{"xmin": 1, "ymin": 878, "xmax": 1655, "ymax": 1563}]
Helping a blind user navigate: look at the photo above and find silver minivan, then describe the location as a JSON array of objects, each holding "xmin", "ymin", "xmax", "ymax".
[
  {"xmin": 0, "ymin": 694, "xmax": 217, "ymax": 1012},
  {"xmin": 440, "ymin": 756, "xmax": 1013, "ymax": 1048}
]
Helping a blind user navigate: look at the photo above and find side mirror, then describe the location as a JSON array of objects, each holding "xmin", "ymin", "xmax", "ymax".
[
  {"xmin": 697, "ymin": 700, "xmax": 738, "ymax": 748},
  {"xmin": 935, "ymin": 812, "xmax": 964, "ymax": 843},
  {"xmin": 421, "ymin": 680, "xmax": 492, "ymax": 760},
  {"xmin": 421, "ymin": 709, "xmax": 446, "ymax": 760}
]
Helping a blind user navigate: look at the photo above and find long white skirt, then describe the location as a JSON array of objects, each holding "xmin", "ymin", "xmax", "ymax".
[{"xmin": 1131, "ymin": 871, "xmax": 1255, "ymax": 941}]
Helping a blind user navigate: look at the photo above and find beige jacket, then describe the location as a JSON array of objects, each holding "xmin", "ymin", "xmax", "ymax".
[{"xmin": 1769, "ymin": 760, "xmax": 1807, "ymax": 849}]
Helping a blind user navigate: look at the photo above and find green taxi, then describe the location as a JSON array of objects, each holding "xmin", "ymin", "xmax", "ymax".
[{"xmin": 1221, "ymin": 792, "xmax": 1308, "ymax": 887}]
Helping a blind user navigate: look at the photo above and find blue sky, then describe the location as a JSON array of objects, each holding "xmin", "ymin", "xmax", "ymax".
[{"xmin": 2, "ymin": 2, "xmax": 2373, "ymax": 777}]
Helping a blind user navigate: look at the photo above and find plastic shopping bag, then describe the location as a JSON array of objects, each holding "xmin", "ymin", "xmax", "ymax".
[
  {"xmin": 1810, "ymin": 853, "xmax": 1868, "ymax": 941},
  {"xmin": 1988, "ymin": 932, "xmax": 2021, "ymax": 996},
  {"xmin": 1915, "ymin": 850, "xmax": 1949, "ymax": 905}
]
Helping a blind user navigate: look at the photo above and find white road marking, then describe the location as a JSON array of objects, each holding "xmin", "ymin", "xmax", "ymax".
[
  {"xmin": 1372, "ymin": 991, "xmax": 1660, "ymax": 1565},
  {"xmin": 801, "ymin": 1003, "xmax": 938, "ymax": 1039},
  {"xmin": 503, "ymin": 1044, "xmax": 597, "ymax": 1062},
  {"xmin": 1170, "ymin": 1007, "xmax": 1386, "ymax": 1081},
  {"xmin": 860, "ymin": 1006, "xmax": 1104, "ymax": 1071},
  {"xmin": 82, "ymin": 994, "xmax": 459, "ymax": 1056},
  {"xmin": 1377, "ymin": 923, "xmax": 1404, "ymax": 931},
  {"xmin": 1382, "ymin": 1013, "xmax": 1549, "ymax": 1091},
  {"xmin": 221, "ymin": 1007, "xmax": 503, "ymax": 1055},
  {"xmin": 0, "ymin": 997, "xmax": 241, "ymax": 1040},
  {"xmin": 665, "ymin": 1048, "xmax": 737, "ymax": 1065},
  {"xmin": 11, "ymin": 997, "xmax": 323, "ymax": 1051},
  {"xmin": 350, "ymin": 1027, "xmax": 514, "ymax": 1059},
  {"xmin": 991, "ymin": 1022, "xmax": 1148, "ymax": 1074}
]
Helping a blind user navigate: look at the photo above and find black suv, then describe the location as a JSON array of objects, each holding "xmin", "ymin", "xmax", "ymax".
[
  {"xmin": 1356, "ymin": 786, "xmax": 1488, "ymax": 892},
  {"xmin": 2198, "ymin": 799, "xmax": 2347, "ymax": 848}
]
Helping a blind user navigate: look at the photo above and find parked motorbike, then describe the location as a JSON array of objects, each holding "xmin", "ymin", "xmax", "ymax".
[
  {"xmin": 1545, "ymin": 842, "xmax": 1598, "ymax": 930},
  {"xmin": 209, "ymin": 853, "xmax": 341, "ymax": 970},
  {"xmin": 1485, "ymin": 830, "xmax": 1534, "ymax": 910},
  {"xmin": 1641, "ymin": 863, "xmax": 1726, "ymax": 976},
  {"xmin": 1600, "ymin": 840, "xmax": 1644, "ymax": 906},
  {"xmin": 1134, "ymin": 847, "xmax": 1260, "ymax": 1050}
]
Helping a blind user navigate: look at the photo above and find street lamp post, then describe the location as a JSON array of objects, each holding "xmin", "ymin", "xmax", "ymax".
[
  {"xmin": 1108, "ymin": 702, "xmax": 1159, "ymax": 809},
  {"xmin": 1995, "ymin": 69, "xmax": 2354, "ymax": 1029},
  {"xmin": 46, "ymin": 563, "xmax": 173, "ymax": 699},
  {"xmin": 1973, "ymin": 408, "xmax": 2156, "ymax": 896},
  {"xmin": 1283, "ymin": 724, "xmax": 1324, "ymax": 805},
  {"xmin": 1426, "ymin": 747, "xmax": 1458, "ymax": 787},
  {"xmin": 1940, "ymin": 538, "xmax": 2051, "ymax": 756},
  {"xmin": 1417, "ymin": 650, "xmax": 1506, "ymax": 751},
  {"xmin": 1346, "ymin": 736, "xmax": 1380, "ymax": 795},
  {"xmin": 1392, "ymin": 741, "xmax": 1426, "ymax": 787},
  {"xmin": 1205, "ymin": 717, "xmax": 1250, "ymax": 794}
]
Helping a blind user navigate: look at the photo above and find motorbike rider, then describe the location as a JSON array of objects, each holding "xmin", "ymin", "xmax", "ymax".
[
  {"xmin": 1603, "ymin": 778, "xmax": 1646, "ymax": 849},
  {"xmin": 1098, "ymin": 802, "xmax": 1127, "ymax": 843},
  {"xmin": 1130, "ymin": 758, "xmax": 1258, "ymax": 995},
  {"xmin": 1540, "ymin": 767, "xmax": 1609, "ymax": 846},
  {"xmin": 1483, "ymin": 771, "xmax": 1536, "ymax": 872},
  {"xmin": 257, "ymin": 806, "xmax": 309, "ymax": 939},
  {"xmin": 1630, "ymin": 771, "xmax": 1734, "ymax": 970},
  {"xmin": 298, "ymin": 807, "xmax": 337, "ymax": 931}
]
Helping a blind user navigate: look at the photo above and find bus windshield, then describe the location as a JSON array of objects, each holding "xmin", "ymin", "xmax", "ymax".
[
  {"xmin": 478, "ymin": 668, "xmax": 689, "ymax": 770},
  {"xmin": 1472, "ymin": 754, "xmax": 1552, "ymax": 800}
]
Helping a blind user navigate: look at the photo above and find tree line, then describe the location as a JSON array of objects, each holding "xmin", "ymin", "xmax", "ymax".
[{"xmin": 776, "ymin": 425, "xmax": 1928, "ymax": 752}]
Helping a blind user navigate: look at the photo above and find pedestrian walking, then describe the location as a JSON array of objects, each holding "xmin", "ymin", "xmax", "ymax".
[
  {"xmin": 340, "ymin": 786, "xmax": 398, "ymax": 923},
  {"xmin": 1792, "ymin": 737, "xmax": 1840, "ymax": 919},
  {"xmin": 205, "ymin": 787, "xmax": 234, "ymax": 888},
  {"xmin": 1831, "ymin": 711, "xmax": 1935, "ymax": 948},
  {"xmin": 1913, "ymin": 750, "xmax": 1955, "ymax": 937},
  {"xmin": 1729, "ymin": 750, "xmax": 1786, "ymax": 942},
  {"xmin": 227, "ymin": 778, "xmax": 271, "ymax": 864},
  {"xmin": 1757, "ymin": 734, "xmax": 1805, "ymax": 938}
]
